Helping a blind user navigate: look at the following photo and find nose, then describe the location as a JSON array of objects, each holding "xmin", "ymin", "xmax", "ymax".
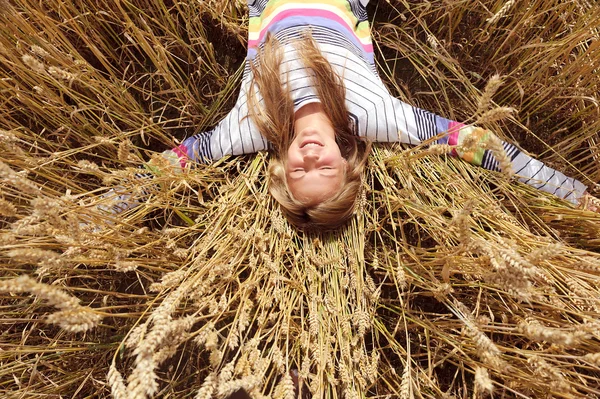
[{"xmin": 303, "ymin": 152, "xmax": 319, "ymax": 168}]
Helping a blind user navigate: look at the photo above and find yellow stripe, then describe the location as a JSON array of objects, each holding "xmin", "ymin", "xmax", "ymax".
[
  {"xmin": 356, "ymin": 21, "xmax": 371, "ymax": 42},
  {"xmin": 250, "ymin": 1, "xmax": 355, "ymax": 30},
  {"xmin": 260, "ymin": 0, "xmax": 354, "ymax": 20},
  {"xmin": 249, "ymin": 1, "xmax": 370, "ymax": 43}
]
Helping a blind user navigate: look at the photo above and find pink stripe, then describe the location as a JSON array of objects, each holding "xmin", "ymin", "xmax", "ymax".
[
  {"xmin": 447, "ymin": 121, "xmax": 465, "ymax": 146},
  {"xmin": 447, "ymin": 121, "xmax": 465, "ymax": 157},
  {"xmin": 248, "ymin": 9, "xmax": 372, "ymax": 53},
  {"xmin": 172, "ymin": 144, "xmax": 188, "ymax": 168}
]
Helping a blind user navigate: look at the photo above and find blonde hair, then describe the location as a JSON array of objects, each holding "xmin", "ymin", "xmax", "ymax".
[{"xmin": 248, "ymin": 33, "xmax": 370, "ymax": 231}]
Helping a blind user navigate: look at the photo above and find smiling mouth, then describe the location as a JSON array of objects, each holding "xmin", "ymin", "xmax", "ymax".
[{"xmin": 300, "ymin": 140, "xmax": 323, "ymax": 148}]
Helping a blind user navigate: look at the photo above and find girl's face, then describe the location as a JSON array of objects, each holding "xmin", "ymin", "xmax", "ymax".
[{"xmin": 285, "ymin": 103, "xmax": 347, "ymax": 205}]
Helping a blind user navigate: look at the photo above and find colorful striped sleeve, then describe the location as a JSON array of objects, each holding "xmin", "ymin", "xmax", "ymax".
[
  {"xmin": 391, "ymin": 103, "xmax": 587, "ymax": 204},
  {"xmin": 159, "ymin": 130, "xmax": 216, "ymax": 170}
]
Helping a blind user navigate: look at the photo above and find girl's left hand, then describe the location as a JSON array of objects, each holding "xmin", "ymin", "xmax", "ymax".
[{"xmin": 579, "ymin": 192, "xmax": 600, "ymax": 213}]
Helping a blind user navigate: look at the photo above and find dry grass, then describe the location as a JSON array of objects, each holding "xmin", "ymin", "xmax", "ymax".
[{"xmin": 1, "ymin": 0, "xmax": 600, "ymax": 398}]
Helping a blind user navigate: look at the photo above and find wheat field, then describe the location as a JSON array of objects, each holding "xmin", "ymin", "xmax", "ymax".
[{"xmin": 1, "ymin": 0, "xmax": 600, "ymax": 398}]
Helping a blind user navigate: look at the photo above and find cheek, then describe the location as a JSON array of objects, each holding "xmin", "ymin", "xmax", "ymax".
[
  {"xmin": 285, "ymin": 146, "xmax": 295, "ymax": 161},
  {"xmin": 327, "ymin": 140, "xmax": 344, "ymax": 162},
  {"xmin": 285, "ymin": 147, "xmax": 302, "ymax": 167},
  {"xmin": 324, "ymin": 149, "xmax": 344, "ymax": 165}
]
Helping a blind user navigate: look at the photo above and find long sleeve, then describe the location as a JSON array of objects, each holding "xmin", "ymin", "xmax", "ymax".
[
  {"xmin": 94, "ymin": 64, "xmax": 270, "ymax": 218},
  {"xmin": 159, "ymin": 129, "xmax": 218, "ymax": 168},
  {"xmin": 162, "ymin": 67, "xmax": 268, "ymax": 166},
  {"xmin": 388, "ymin": 101, "xmax": 587, "ymax": 204},
  {"xmin": 95, "ymin": 128, "xmax": 230, "ymax": 217},
  {"xmin": 95, "ymin": 132, "xmax": 216, "ymax": 217}
]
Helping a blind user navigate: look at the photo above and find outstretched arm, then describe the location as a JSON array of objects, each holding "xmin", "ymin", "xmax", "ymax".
[
  {"xmin": 95, "ymin": 66, "xmax": 267, "ymax": 218},
  {"xmin": 386, "ymin": 98, "xmax": 588, "ymax": 205},
  {"xmin": 426, "ymin": 117, "xmax": 586, "ymax": 204},
  {"xmin": 96, "ymin": 129, "xmax": 218, "ymax": 216},
  {"xmin": 341, "ymin": 51, "xmax": 589, "ymax": 205}
]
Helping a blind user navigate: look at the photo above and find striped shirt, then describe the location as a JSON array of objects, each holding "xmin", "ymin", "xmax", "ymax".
[{"xmin": 144, "ymin": 0, "xmax": 585, "ymax": 211}]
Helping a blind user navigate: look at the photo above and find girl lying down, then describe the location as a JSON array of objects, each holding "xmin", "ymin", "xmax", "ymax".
[{"xmin": 96, "ymin": 0, "xmax": 598, "ymax": 231}]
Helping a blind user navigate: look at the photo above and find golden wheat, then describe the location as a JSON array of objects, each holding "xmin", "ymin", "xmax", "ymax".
[{"xmin": 2, "ymin": 0, "xmax": 600, "ymax": 398}]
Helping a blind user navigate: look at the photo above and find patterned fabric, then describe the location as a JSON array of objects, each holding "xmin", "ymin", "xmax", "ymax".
[
  {"xmin": 247, "ymin": 0, "xmax": 373, "ymax": 61},
  {"xmin": 438, "ymin": 123, "xmax": 585, "ymax": 200},
  {"xmin": 135, "ymin": 0, "xmax": 584, "ymax": 211}
]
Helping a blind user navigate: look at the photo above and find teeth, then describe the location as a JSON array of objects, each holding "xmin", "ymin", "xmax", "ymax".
[{"xmin": 304, "ymin": 142, "xmax": 321, "ymax": 147}]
